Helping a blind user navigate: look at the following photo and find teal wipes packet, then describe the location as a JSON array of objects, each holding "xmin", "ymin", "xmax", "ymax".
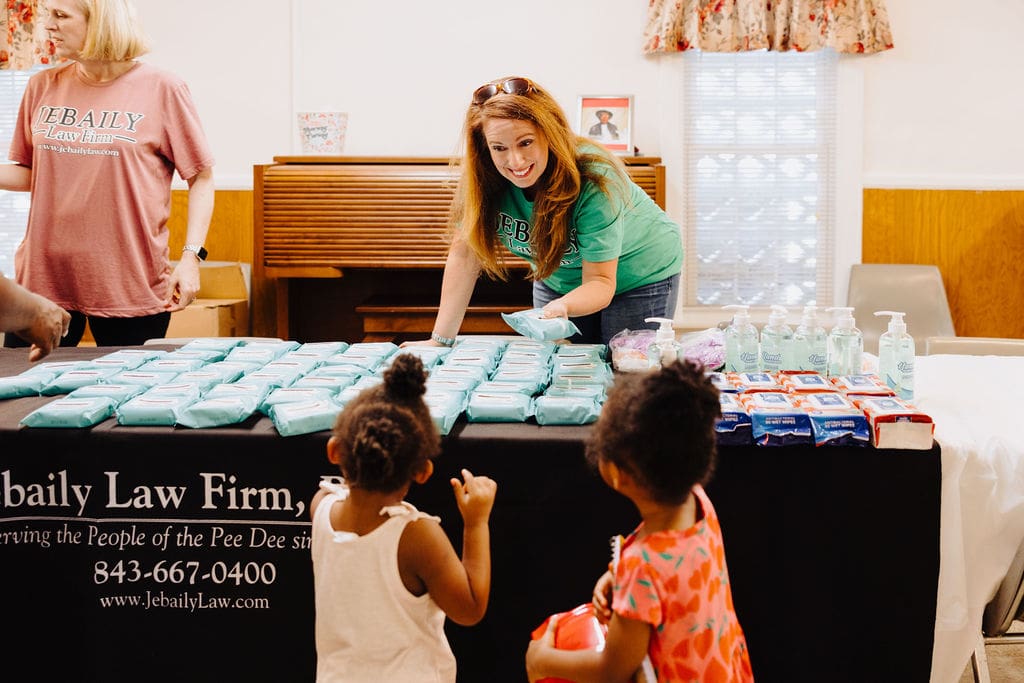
[
  {"xmin": 177, "ymin": 395, "xmax": 261, "ymax": 429},
  {"xmin": 21, "ymin": 396, "xmax": 117, "ymax": 428},
  {"xmin": 0, "ymin": 372, "xmax": 49, "ymax": 399},
  {"xmin": 430, "ymin": 364, "xmax": 488, "ymax": 387},
  {"xmin": 180, "ymin": 338, "xmax": 244, "ymax": 353},
  {"xmin": 425, "ymin": 392, "xmax": 464, "ymax": 436},
  {"xmin": 206, "ymin": 382, "xmax": 271, "ymax": 404},
  {"xmin": 66, "ymin": 383, "xmax": 146, "ymax": 406},
  {"xmin": 269, "ymin": 399, "xmax": 342, "ymax": 437},
  {"xmin": 41, "ymin": 367, "xmax": 122, "ymax": 395},
  {"xmin": 506, "ymin": 339, "xmax": 557, "ymax": 357},
  {"xmin": 109, "ymin": 370, "xmax": 182, "ymax": 389},
  {"xmin": 489, "ymin": 366, "xmax": 550, "ymax": 394},
  {"xmin": 294, "ymin": 341, "xmax": 350, "ymax": 357},
  {"xmin": 140, "ymin": 383, "xmax": 205, "ymax": 401},
  {"xmin": 533, "ymin": 395, "xmax": 601, "ymax": 426},
  {"xmin": 137, "ymin": 357, "xmax": 207, "ymax": 374},
  {"xmin": 117, "ymin": 394, "xmax": 198, "ymax": 426},
  {"xmin": 172, "ymin": 370, "xmax": 228, "ymax": 393},
  {"xmin": 472, "ymin": 380, "xmax": 539, "ymax": 396},
  {"xmin": 396, "ymin": 346, "xmax": 450, "ymax": 368},
  {"xmin": 167, "ymin": 348, "xmax": 228, "ymax": 363},
  {"xmin": 260, "ymin": 387, "xmax": 336, "ymax": 416},
  {"xmin": 466, "ymin": 391, "xmax": 534, "ymax": 423},
  {"xmin": 290, "ymin": 374, "xmax": 358, "ymax": 395},
  {"xmin": 501, "ymin": 308, "xmax": 581, "ymax": 342},
  {"xmin": 555, "ymin": 343, "xmax": 608, "ymax": 361},
  {"xmin": 543, "ymin": 384, "xmax": 607, "ymax": 402}
]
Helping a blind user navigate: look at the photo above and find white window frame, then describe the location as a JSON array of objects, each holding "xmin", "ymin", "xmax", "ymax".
[{"xmin": 657, "ymin": 52, "xmax": 863, "ymax": 330}]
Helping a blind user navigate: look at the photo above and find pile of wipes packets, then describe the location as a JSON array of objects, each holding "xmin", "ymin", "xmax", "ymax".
[{"xmin": 2, "ymin": 336, "xmax": 935, "ymax": 447}]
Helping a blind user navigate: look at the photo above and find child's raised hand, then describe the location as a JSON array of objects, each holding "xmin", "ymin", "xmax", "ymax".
[
  {"xmin": 592, "ymin": 570, "xmax": 614, "ymax": 624},
  {"xmin": 450, "ymin": 468, "xmax": 497, "ymax": 525}
]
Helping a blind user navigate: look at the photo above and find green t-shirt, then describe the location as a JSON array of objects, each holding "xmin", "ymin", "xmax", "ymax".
[{"xmin": 495, "ymin": 162, "xmax": 683, "ymax": 295}]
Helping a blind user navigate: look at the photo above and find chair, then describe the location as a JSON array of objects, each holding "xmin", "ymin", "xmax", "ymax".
[
  {"xmin": 970, "ymin": 540, "xmax": 1024, "ymax": 682},
  {"xmin": 846, "ymin": 264, "xmax": 955, "ymax": 354},
  {"xmin": 925, "ymin": 336, "xmax": 1024, "ymax": 357}
]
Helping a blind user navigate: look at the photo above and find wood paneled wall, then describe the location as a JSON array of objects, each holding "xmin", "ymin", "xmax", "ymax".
[
  {"xmin": 168, "ymin": 189, "xmax": 253, "ymax": 264},
  {"xmin": 170, "ymin": 187, "xmax": 1024, "ymax": 341},
  {"xmin": 862, "ymin": 189, "xmax": 1024, "ymax": 338}
]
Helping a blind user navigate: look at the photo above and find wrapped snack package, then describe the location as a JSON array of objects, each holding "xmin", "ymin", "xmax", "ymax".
[
  {"xmin": 530, "ymin": 604, "xmax": 608, "ymax": 683},
  {"xmin": 502, "ymin": 308, "xmax": 581, "ymax": 342},
  {"xmin": 678, "ymin": 327, "xmax": 726, "ymax": 371},
  {"xmin": 609, "ymin": 328, "xmax": 655, "ymax": 373}
]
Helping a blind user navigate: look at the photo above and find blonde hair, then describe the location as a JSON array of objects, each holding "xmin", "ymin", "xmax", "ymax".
[
  {"xmin": 450, "ymin": 77, "xmax": 630, "ymax": 281},
  {"xmin": 76, "ymin": 0, "xmax": 150, "ymax": 61}
]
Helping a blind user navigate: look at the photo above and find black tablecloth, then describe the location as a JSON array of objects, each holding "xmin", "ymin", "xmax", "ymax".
[{"xmin": 0, "ymin": 347, "xmax": 940, "ymax": 682}]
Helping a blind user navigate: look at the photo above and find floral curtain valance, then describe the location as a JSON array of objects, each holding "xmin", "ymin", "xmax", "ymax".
[
  {"xmin": 643, "ymin": 0, "xmax": 894, "ymax": 55},
  {"xmin": 2, "ymin": 1, "xmax": 54, "ymax": 70}
]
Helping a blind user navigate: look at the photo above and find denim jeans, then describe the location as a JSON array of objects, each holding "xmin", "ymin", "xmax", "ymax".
[{"xmin": 532, "ymin": 274, "xmax": 680, "ymax": 346}]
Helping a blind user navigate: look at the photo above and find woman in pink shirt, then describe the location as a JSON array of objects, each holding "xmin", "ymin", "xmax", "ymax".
[{"xmin": 0, "ymin": 0, "xmax": 214, "ymax": 347}]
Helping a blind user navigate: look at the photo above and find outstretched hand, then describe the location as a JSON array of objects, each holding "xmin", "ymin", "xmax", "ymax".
[{"xmin": 449, "ymin": 468, "xmax": 496, "ymax": 526}]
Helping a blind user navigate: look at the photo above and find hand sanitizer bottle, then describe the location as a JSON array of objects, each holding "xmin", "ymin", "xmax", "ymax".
[
  {"xmin": 874, "ymin": 310, "xmax": 916, "ymax": 400},
  {"xmin": 825, "ymin": 306, "xmax": 864, "ymax": 377},
  {"xmin": 645, "ymin": 317, "xmax": 683, "ymax": 369},
  {"xmin": 792, "ymin": 305, "xmax": 828, "ymax": 374},
  {"xmin": 722, "ymin": 305, "xmax": 759, "ymax": 373},
  {"xmin": 760, "ymin": 305, "xmax": 793, "ymax": 374}
]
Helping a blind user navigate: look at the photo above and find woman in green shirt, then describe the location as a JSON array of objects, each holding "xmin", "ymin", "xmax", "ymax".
[{"xmin": 409, "ymin": 76, "xmax": 682, "ymax": 348}]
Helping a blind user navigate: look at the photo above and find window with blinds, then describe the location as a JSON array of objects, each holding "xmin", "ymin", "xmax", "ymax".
[
  {"xmin": 683, "ymin": 49, "xmax": 837, "ymax": 310},
  {"xmin": 0, "ymin": 67, "xmax": 44, "ymax": 279}
]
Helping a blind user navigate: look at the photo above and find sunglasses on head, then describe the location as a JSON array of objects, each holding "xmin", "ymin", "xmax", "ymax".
[{"xmin": 472, "ymin": 77, "xmax": 533, "ymax": 105}]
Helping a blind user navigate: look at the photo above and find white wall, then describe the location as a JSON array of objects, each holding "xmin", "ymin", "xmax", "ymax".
[
  {"xmin": 134, "ymin": 0, "xmax": 1024, "ymax": 190},
  {"xmin": 132, "ymin": 0, "xmax": 1022, "ymax": 314}
]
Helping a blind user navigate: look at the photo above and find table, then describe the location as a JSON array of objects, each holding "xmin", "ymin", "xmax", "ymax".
[
  {"xmin": 0, "ymin": 347, "xmax": 941, "ymax": 682},
  {"xmin": 912, "ymin": 354, "xmax": 1024, "ymax": 682}
]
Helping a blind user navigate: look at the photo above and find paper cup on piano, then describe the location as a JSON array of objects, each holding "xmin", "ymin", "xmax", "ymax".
[{"xmin": 297, "ymin": 111, "xmax": 347, "ymax": 154}]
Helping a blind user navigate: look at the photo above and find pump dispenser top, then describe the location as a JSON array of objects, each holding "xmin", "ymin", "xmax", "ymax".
[
  {"xmin": 645, "ymin": 317, "xmax": 682, "ymax": 368},
  {"xmin": 722, "ymin": 305, "xmax": 759, "ymax": 373}
]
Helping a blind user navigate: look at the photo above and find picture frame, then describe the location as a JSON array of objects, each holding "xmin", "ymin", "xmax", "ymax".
[{"xmin": 577, "ymin": 95, "xmax": 633, "ymax": 155}]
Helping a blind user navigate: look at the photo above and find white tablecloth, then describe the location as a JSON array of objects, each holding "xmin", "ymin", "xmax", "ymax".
[{"xmin": 912, "ymin": 355, "xmax": 1024, "ymax": 682}]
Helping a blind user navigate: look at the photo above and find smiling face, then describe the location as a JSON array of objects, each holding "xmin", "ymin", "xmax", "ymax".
[
  {"xmin": 481, "ymin": 118, "xmax": 549, "ymax": 194},
  {"xmin": 45, "ymin": 0, "xmax": 89, "ymax": 60}
]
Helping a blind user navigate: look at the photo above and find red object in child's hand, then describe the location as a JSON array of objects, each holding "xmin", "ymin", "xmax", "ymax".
[{"xmin": 531, "ymin": 603, "xmax": 608, "ymax": 683}]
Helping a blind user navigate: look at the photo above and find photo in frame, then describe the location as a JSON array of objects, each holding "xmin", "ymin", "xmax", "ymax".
[{"xmin": 577, "ymin": 95, "xmax": 633, "ymax": 155}]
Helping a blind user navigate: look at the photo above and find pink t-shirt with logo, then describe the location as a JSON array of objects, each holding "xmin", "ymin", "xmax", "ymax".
[{"xmin": 10, "ymin": 61, "xmax": 214, "ymax": 316}]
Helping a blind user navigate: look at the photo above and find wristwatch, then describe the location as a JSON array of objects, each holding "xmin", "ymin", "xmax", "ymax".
[{"xmin": 182, "ymin": 244, "xmax": 208, "ymax": 261}]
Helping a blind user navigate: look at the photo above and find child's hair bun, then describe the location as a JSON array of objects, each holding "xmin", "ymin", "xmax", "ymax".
[{"xmin": 383, "ymin": 353, "xmax": 428, "ymax": 402}]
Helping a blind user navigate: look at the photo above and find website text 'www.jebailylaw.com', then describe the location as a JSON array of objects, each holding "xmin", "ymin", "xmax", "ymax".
[{"xmin": 100, "ymin": 591, "xmax": 271, "ymax": 611}]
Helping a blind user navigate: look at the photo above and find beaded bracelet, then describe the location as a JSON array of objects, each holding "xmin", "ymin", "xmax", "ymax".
[{"xmin": 431, "ymin": 332, "xmax": 456, "ymax": 347}]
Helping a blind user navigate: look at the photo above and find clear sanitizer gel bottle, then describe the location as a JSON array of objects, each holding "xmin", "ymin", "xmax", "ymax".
[
  {"xmin": 874, "ymin": 310, "xmax": 916, "ymax": 400},
  {"xmin": 760, "ymin": 305, "xmax": 793, "ymax": 374},
  {"xmin": 792, "ymin": 305, "xmax": 828, "ymax": 374},
  {"xmin": 825, "ymin": 306, "xmax": 864, "ymax": 377},
  {"xmin": 646, "ymin": 317, "xmax": 683, "ymax": 369},
  {"xmin": 722, "ymin": 305, "xmax": 760, "ymax": 373}
]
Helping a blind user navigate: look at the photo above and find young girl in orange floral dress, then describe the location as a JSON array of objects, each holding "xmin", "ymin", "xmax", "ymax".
[{"xmin": 526, "ymin": 359, "xmax": 755, "ymax": 682}]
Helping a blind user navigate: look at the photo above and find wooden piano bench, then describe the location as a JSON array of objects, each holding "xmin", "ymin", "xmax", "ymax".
[{"xmin": 355, "ymin": 295, "xmax": 530, "ymax": 343}]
